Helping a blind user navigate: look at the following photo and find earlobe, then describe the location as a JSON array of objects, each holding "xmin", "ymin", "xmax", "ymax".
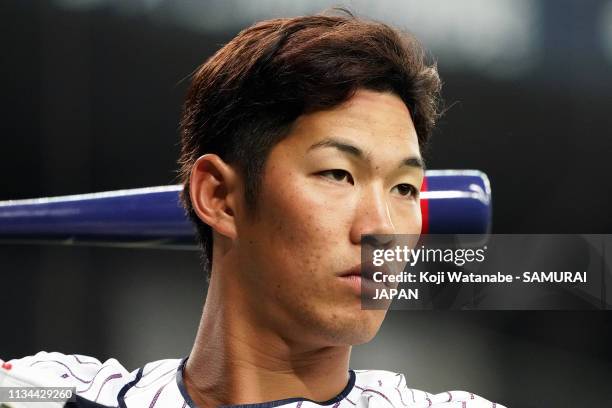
[{"xmin": 189, "ymin": 154, "xmax": 238, "ymax": 240}]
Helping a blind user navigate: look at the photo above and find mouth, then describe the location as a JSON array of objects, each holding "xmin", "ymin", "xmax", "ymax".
[
  {"xmin": 337, "ymin": 262, "xmax": 391, "ymax": 282},
  {"xmin": 336, "ymin": 263, "xmax": 392, "ymax": 297}
]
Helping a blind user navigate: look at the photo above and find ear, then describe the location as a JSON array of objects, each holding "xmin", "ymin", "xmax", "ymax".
[{"xmin": 189, "ymin": 154, "xmax": 239, "ymax": 240}]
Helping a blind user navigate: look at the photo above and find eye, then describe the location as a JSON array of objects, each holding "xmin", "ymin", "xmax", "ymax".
[
  {"xmin": 393, "ymin": 183, "xmax": 418, "ymax": 199},
  {"xmin": 318, "ymin": 169, "xmax": 354, "ymax": 185}
]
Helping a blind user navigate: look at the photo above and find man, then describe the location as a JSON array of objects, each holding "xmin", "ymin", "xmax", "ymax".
[{"xmin": 2, "ymin": 10, "xmax": 505, "ymax": 408}]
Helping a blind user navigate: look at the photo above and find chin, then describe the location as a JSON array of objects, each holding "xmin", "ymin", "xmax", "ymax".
[{"xmin": 315, "ymin": 308, "xmax": 387, "ymax": 346}]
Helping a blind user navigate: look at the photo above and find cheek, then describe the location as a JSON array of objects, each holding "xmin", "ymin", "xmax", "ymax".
[
  {"xmin": 391, "ymin": 201, "xmax": 422, "ymax": 234},
  {"xmin": 258, "ymin": 170, "xmax": 347, "ymax": 273},
  {"xmin": 408, "ymin": 205, "xmax": 423, "ymax": 233},
  {"xmin": 265, "ymin": 164, "xmax": 338, "ymax": 229},
  {"xmin": 266, "ymin": 181, "xmax": 326, "ymax": 243}
]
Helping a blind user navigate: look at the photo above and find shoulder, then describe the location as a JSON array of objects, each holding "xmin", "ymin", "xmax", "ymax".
[
  {"xmin": 2, "ymin": 351, "xmax": 184, "ymax": 408},
  {"xmin": 351, "ymin": 369, "xmax": 507, "ymax": 408}
]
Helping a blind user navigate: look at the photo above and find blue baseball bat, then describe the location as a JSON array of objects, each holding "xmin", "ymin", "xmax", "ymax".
[{"xmin": 0, "ymin": 170, "xmax": 491, "ymax": 248}]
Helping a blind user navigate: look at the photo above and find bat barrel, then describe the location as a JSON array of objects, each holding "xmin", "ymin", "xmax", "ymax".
[
  {"xmin": 0, "ymin": 170, "xmax": 491, "ymax": 247},
  {"xmin": 421, "ymin": 170, "xmax": 491, "ymax": 234}
]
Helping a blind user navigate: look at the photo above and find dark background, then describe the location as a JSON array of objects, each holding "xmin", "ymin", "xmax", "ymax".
[{"xmin": 2, "ymin": 1, "xmax": 612, "ymax": 406}]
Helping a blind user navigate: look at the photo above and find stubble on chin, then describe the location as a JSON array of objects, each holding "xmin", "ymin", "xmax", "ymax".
[{"xmin": 273, "ymin": 276, "xmax": 387, "ymax": 347}]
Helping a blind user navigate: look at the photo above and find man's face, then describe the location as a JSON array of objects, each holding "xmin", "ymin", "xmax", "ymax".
[{"xmin": 233, "ymin": 89, "xmax": 424, "ymax": 347}]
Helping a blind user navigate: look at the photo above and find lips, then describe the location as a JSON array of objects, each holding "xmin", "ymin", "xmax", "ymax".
[{"xmin": 338, "ymin": 262, "xmax": 390, "ymax": 281}]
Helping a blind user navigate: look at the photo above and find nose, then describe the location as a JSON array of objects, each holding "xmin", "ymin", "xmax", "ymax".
[{"xmin": 350, "ymin": 184, "xmax": 396, "ymax": 248}]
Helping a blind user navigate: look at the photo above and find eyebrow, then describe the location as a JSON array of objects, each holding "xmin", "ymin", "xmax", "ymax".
[{"xmin": 308, "ymin": 138, "xmax": 426, "ymax": 170}]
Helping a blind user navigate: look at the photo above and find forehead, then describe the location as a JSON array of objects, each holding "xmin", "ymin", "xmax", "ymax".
[{"xmin": 283, "ymin": 89, "xmax": 420, "ymax": 157}]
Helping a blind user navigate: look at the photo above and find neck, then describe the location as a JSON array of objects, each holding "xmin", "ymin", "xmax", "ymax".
[{"xmin": 183, "ymin": 273, "xmax": 352, "ymax": 408}]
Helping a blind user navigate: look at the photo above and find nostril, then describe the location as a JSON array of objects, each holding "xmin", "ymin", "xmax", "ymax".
[{"xmin": 361, "ymin": 234, "xmax": 395, "ymax": 249}]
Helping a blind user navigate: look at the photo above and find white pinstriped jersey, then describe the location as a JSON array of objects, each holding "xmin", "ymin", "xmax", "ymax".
[{"xmin": 1, "ymin": 352, "xmax": 506, "ymax": 408}]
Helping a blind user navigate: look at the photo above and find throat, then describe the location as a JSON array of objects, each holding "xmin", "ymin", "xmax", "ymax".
[{"xmin": 181, "ymin": 350, "xmax": 353, "ymax": 407}]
